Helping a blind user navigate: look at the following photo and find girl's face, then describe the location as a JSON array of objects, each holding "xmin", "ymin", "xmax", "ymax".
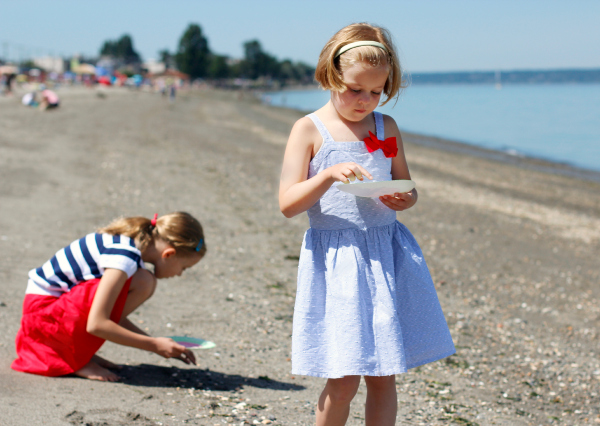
[
  {"xmin": 154, "ymin": 252, "xmax": 201, "ymax": 279},
  {"xmin": 332, "ymin": 62, "xmax": 389, "ymax": 122}
]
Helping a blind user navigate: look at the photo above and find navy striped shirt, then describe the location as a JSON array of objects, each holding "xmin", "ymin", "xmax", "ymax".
[{"xmin": 27, "ymin": 233, "xmax": 144, "ymax": 297}]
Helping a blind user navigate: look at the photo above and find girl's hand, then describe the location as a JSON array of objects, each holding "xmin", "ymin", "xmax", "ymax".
[
  {"xmin": 328, "ymin": 162, "xmax": 373, "ymax": 184},
  {"xmin": 379, "ymin": 189, "xmax": 417, "ymax": 211},
  {"xmin": 153, "ymin": 337, "xmax": 196, "ymax": 365},
  {"xmin": 174, "ymin": 349, "xmax": 196, "ymax": 366}
]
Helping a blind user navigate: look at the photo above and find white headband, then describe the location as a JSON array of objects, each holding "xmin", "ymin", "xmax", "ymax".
[{"xmin": 335, "ymin": 41, "xmax": 388, "ymax": 58}]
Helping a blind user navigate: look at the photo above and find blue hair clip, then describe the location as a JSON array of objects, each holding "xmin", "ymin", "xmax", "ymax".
[{"xmin": 195, "ymin": 238, "xmax": 204, "ymax": 252}]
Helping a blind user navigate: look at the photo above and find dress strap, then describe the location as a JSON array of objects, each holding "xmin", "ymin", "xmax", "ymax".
[
  {"xmin": 374, "ymin": 111, "xmax": 385, "ymax": 140},
  {"xmin": 307, "ymin": 113, "xmax": 335, "ymax": 144}
]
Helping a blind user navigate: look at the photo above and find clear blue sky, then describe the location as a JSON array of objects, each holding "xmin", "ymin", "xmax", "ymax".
[{"xmin": 1, "ymin": 0, "xmax": 599, "ymax": 72}]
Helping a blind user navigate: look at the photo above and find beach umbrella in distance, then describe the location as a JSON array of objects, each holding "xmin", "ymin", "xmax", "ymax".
[
  {"xmin": 0, "ymin": 65, "xmax": 19, "ymax": 75},
  {"xmin": 97, "ymin": 75, "xmax": 111, "ymax": 86},
  {"xmin": 74, "ymin": 63, "xmax": 96, "ymax": 75},
  {"xmin": 132, "ymin": 74, "xmax": 143, "ymax": 86},
  {"xmin": 113, "ymin": 71, "xmax": 127, "ymax": 86},
  {"xmin": 95, "ymin": 66, "xmax": 109, "ymax": 77}
]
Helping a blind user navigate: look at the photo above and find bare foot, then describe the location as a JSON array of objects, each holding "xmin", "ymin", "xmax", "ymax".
[
  {"xmin": 74, "ymin": 360, "xmax": 120, "ymax": 382},
  {"xmin": 92, "ymin": 354, "xmax": 122, "ymax": 370}
]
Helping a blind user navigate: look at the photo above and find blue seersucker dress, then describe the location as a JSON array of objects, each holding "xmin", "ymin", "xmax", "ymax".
[{"xmin": 291, "ymin": 111, "xmax": 455, "ymax": 378}]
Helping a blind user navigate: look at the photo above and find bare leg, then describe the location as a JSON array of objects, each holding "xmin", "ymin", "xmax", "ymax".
[
  {"xmin": 78, "ymin": 269, "xmax": 156, "ymax": 378},
  {"xmin": 74, "ymin": 360, "xmax": 120, "ymax": 382},
  {"xmin": 364, "ymin": 375, "xmax": 397, "ymax": 426},
  {"xmin": 316, "ymin": 375, "xmax": 361, "ymax": 426},
  {"xmin": 92, "ymin": 354, "xmax": 122, "ymax": 370}
]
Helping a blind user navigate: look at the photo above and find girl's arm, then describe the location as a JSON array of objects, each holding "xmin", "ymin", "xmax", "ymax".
[
  {"xmin": 119, "ymin": 316, "xmax": 149, "ymax": 336},
  {"xmin": 379, "ymin": 115, "xmax": 418, "ymax": 211},
  {"xmin": 279, "ymin": 117, "xmax": 372, "ymax": 218},
  {"xmin": 87, "ymin": 268, "xmax": 194, "ymax": 364}
]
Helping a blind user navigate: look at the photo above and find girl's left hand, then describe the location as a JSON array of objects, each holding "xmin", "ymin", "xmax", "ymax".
[
  {"xmin": 174, "ymin": 349, "xmax": 196, "ymax": 366},
  {"xmin": 379, "ymin": 189, "xmax": 417, "ymax": 211}
]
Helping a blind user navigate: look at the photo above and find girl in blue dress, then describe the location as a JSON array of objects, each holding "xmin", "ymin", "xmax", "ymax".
[{"xmin": 279, "ymin": 23, "xmax": 455, "ymax": 425}]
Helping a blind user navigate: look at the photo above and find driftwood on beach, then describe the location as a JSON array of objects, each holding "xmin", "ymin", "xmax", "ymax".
[{"xmin": 0, "ymin": 87, "xmax": 598, "ymax": 425}]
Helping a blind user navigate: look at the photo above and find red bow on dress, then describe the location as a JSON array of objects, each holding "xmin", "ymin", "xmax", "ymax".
[{"xmin": 363, "ymin": 131, "xmax": 397, "ymax": 158}]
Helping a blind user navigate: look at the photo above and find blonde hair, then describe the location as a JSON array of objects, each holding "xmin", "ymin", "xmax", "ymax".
[
  {"xmin": 314, "ymin": 23, "xmax": 406, "ymax": 105},
  {"xmin": 98, "ymin": 212, "xmax": 206, "ymax": 257}
]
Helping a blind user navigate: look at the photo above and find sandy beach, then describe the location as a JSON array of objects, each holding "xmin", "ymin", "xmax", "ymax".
[{"xmin": 0, "ymin": 87, "xmax": 599, "ymax": 426}]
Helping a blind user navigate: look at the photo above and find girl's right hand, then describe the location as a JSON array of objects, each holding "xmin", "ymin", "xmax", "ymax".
[
  {"xmin": 327, "ymin": 162, "xmax": 373, "ymax": 184},
  {"xmin": 153, "ymin": 337, "xmax": 195, "ymax": 364}
]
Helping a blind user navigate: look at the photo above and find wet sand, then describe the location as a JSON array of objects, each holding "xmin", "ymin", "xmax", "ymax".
[{"xmin": 0, "ymin": 87, "xmax": 599, "ymax": 425}]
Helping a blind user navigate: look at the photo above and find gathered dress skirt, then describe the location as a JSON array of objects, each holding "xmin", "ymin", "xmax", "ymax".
[
  {"xmin": 12, "ymin": 277, "xmax": 131, "ymax": 376},
  {"xmin": 291, "ymin": 221, "xmax": 455, "ymax": 378}
]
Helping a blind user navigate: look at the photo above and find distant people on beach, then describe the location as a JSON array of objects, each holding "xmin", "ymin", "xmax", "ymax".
[
  {"xmin": 20, "ymin": 86, "xmax": 60, "ymax": 110},
  {"xmin": 279, "ymin": 23, "xmax": 455, "ymax": 425},
  {"xmin": 169, "ymin": 84, "xmax": 176, "ymax": 102},
  {"xmin": 12, "ymin": 212, "xmax": 206, "ymax": 382},
  {"xmin": 158, "ymin": 79, "xmax": 166, "ymax": 96},
  {"xmin": 166, "ymin": 77, "xmax": 176, "ymax": 102},
  {"xmin": 2, "ymin": 73, "xmax": 16, "ymax": 96},
  {"xmin": 21, "ymin": 91, "xmax": 38, "ymax": 107},
  {"xmin": 39, "ymin": 86, "xmax": 60, "ymax": 110}
]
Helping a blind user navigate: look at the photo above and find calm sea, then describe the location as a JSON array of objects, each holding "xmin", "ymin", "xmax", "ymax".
[{"xmin": 262, "ymin": 84, "xmax": 600, "ymax": 173}]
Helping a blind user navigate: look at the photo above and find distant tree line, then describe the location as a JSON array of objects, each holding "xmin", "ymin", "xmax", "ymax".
[
  {"xmin": 98, "ymin": 24, "xmax": 314, "ymax": 84},
  {"xmin": 99, "ymin": 35, "xmax": 141, "ymax": 65}
]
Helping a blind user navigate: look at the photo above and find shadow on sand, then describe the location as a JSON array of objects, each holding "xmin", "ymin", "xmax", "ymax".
[{"xmin": 117, "ymin": 364, "xmax": 305, "ymax": 392}]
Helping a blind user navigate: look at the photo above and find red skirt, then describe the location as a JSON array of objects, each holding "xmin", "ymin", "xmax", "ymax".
[{"xmin": 11, "ymin": 278, "xmax": 131, "ymax": 377}]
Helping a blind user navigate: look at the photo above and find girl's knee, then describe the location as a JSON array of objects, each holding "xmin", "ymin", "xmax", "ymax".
[
  {"xmin": 130, "ymin": 269, "xmax": 157, "ymax": 300},
  {"xmin": 326, "ymin": 376, "xmax": 361, "ymax": 404},
  {"xmin": 364, "ymin": 375, "xmax": 396, "ymax": 391}
]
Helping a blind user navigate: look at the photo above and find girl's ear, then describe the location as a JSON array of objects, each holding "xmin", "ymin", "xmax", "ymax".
[{"xmin": 161, "ymin": 247, "xmax": 177, "ymax": 259}]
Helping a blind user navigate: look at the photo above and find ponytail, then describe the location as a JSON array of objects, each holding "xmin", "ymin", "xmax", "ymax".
[{"xmin": 98, "ymin": 212, "xmax": 205, "ymax": 256}]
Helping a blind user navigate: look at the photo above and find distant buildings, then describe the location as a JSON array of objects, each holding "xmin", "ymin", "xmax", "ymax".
[
  {"xmin": 143, "ymin": 59, "xmax": 166, "ymax": 75},
  {"xmin": 32, "ymin": 56, "xmax": 65, "ymax": 74}
]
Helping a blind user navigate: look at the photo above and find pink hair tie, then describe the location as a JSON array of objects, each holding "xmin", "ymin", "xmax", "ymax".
[{"xmin": 150, "ymin": 213, "xmax": 158, "ymax": 227}]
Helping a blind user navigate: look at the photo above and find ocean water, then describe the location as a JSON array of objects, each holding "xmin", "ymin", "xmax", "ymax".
[{"xmin": 263, "ymin": 84, "xmax": 600, "ymax": 173}]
